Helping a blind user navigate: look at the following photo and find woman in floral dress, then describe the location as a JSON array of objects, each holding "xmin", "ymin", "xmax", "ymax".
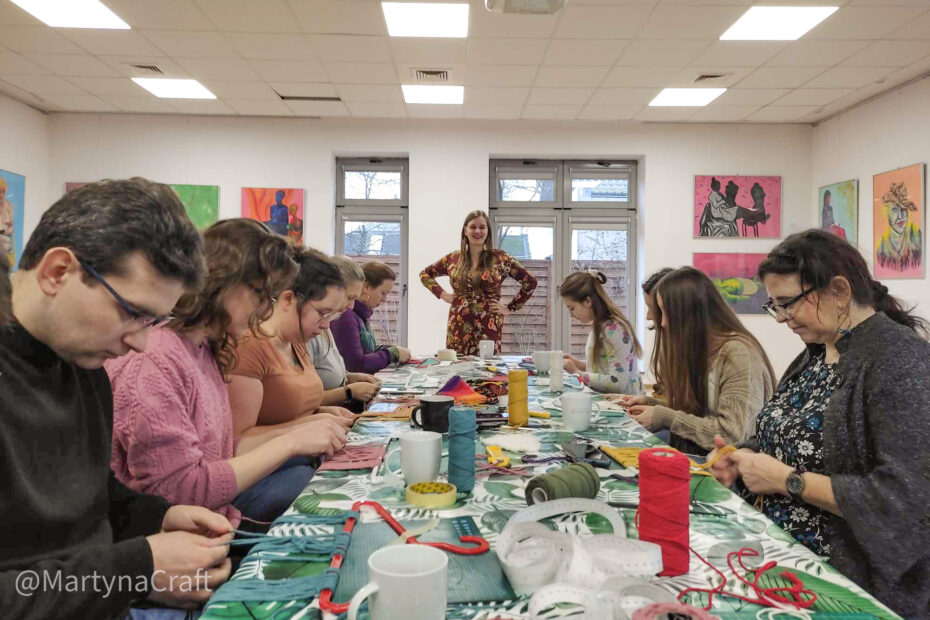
[{"xmin": 420, "ymin": 210, "xmax": 537, "ymax": 356}]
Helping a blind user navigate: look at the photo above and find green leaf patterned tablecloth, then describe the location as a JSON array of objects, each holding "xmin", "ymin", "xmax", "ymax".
[{"xmin": 202, "ymin": 359, "xmax": 900, "ymax": 620}]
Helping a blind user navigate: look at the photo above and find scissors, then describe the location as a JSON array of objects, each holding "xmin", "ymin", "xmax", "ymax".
[{"xmin": 560, "ymin": 438, "xmax": 612, "ymax": 468}]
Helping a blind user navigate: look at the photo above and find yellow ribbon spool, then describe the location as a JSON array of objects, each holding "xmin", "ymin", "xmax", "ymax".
[{"xmin": 406, "ymin": 481, "xmax": 458, "ymax": 508}]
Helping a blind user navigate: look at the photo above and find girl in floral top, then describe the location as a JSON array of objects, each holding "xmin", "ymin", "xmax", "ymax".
[
  {"xmin": 560, "ymin": 270, "xmax": 642, "ymax": 395},
  {"xmin": 420, "ymin": 210, "xmax": 537, "ymax": 355}
]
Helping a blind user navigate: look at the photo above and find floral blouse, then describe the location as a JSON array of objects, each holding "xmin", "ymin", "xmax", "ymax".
[
  {"xmin": 578, "ymin": 320, "xmax": 642, "ymax": 395},
  {"xmin": 750, "ymin": 350, "xmax": 839, "ymax": 556}
]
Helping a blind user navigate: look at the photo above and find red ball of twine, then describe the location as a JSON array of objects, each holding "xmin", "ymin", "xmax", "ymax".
[{"xmin": 636, "ymin": 447, "xmax": 691, "ymax": 577}]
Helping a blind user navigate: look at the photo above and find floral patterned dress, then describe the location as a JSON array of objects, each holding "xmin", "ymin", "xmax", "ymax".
[
  {"xmin": 577, "ymin": 320, "xmax": 643, "ymax": 395},
  {"xmin": 420, "ymin": 249, "xmax": 537, "ymax": 355},
  {"xmin": 749, "ymin": 350, "xmax": 839, "ymax": 556}
]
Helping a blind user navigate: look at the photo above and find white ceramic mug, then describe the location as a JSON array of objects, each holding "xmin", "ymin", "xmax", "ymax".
[
  {"xmin": 347, "ymin": 545, "xmax": 448, "ymax": 620},
  {"xmin": 562, "ymin": 392, "xmax": 592, "ymax": 432},
  {"xmin": 532, "ymin": 350, "xmax": 551, "ymax": 374},
  {"xmin": 478, "ymin": 339, "xmax": 495, "ymax": 358},
  {"xmin": 384, "ymin": 430, "xmax": 442, "ymax": 486}
]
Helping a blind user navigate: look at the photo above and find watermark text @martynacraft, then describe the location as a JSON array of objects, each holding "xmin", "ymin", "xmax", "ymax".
[{"xmin": 14, "ymin": 569, "xmax": 211, "ymax": 598}]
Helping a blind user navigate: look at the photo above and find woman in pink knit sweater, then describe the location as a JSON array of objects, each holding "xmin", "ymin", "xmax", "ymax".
[{"xmin": 107, "ymin": 219, "xmax": 349, "ymax": 527}]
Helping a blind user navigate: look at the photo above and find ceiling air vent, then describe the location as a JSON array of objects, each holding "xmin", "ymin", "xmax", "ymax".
[
  {"xmin": 413, "ymin": 69, "xmax": 450, "ymax": 82},
  {"xmin": 129, "ymin": 64, "xmax": 163, "ymax": 75},
  {"xmin": 694, "ymin": 72, "xmax": 732, "ymax": 83}
]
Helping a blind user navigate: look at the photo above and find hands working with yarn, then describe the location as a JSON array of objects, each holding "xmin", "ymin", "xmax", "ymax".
[
  {"xmin": 707, "ymin": 434, "xmax": 794, "ymax": 495},
  {"xmin": 627, "ymin": 404, "xmax": 655, "ymax": 430},
  {"xmin": 562, "ymin": 353, "xmax": 585, "ymax": 374}
]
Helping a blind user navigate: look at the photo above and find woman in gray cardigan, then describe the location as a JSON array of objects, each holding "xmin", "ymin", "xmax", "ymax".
[{"xmin": 710, "ymin": 229, "xmax": 930, "ymax": 617}]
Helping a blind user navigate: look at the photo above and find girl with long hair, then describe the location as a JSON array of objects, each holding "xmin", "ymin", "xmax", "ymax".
[
  {"xmin": 560, "ymin": 270, "xmax": 643, "ymax": 394},
  {"xmin": 619, "ymin": 266, "xmax": 775, "ymax": 455},
  {"xmin": 420, "ymin": 210, "xmax": 537, "ymax": 355}
]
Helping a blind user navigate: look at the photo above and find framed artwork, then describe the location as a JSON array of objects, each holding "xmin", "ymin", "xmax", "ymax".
[
  {"xmin": 818, "ymin": 179, "xmax": 858, "ymax": 245},
  {"xmin": 170, "ymin": 184, "xmax": 219, "ymax": 230},
  {"xmin": 0, "ymin": 169, "xmax": 25, "ymax": 270},
  {"xmin": 693, "ymin": 253, "xmax": 769, "ymax": 314},
  {"xmin": 872, "ymin": 164, "xmax": 924, "ymax": 279},
  {"xmin": 241, "ymin": 187, "xmax": 303, "ymax": 244},
  {"xmin": 694, "ymin": 175, "xmax": 781, "ymax": 239}
]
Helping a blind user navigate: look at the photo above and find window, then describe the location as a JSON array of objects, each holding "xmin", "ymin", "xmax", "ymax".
[{"xmin": 336, "ymin": 158, "xmax": 409, "ymax": 346}]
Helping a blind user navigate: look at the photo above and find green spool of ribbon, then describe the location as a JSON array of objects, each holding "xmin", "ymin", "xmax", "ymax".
[{"xmin": 525, "ymin": 462, "xmax": 600, "ymax": 505}]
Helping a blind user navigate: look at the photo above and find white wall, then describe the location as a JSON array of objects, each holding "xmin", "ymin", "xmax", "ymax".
[
  {"xmin": 46, "ymin": 113, "xmax": 813, "ymax": 375},
  {"xmin": 0, "ymin": 93, "xmax": 49, "ymax": 250},
  {"xmin": 812, "ymin": 76, "xmax": 930, "ymax": 327}
]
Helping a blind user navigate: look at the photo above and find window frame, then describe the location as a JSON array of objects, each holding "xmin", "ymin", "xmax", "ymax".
[
  {"xmin": 489, "ymin": 160, "xmax": 562, "ymax": 209},
  {"xmin": 336, "ymin": 157, "xmax": 408, "ymax": 208}
]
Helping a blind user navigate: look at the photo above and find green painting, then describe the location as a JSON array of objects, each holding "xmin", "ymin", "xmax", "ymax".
[{"xmin": 170, "ymin": 184, "xmax": 219, "ymax": 230}]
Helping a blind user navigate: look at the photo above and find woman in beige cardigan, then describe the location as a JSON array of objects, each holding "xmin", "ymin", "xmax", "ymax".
[{"xmin": 615, "ymin": 267, "xmax": 775, "ymax": 455}]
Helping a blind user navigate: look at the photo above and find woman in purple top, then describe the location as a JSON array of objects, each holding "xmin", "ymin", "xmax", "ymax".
[{"xmin": 330, "ymin": 261, "xmax": 410, "ymax": 374}]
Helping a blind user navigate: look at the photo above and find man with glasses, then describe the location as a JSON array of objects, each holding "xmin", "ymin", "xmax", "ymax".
[{"xmin": 1, "ymin": 179, "xmax": 233, "ymax": 618}]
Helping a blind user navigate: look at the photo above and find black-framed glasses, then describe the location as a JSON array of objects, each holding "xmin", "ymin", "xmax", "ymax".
[
  {"xmin": 78, "ymin": 258, "xmax": 174, "ymax": 329},
  {"xmin": 762, "ymin": 286, "xmax": 817, "ymax": 320}
]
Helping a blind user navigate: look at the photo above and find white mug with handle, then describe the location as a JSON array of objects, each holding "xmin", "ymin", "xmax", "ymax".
[
  {"xmin": 383, "ymin": 430, "xmax": 442, "ymax": 486},
  {"xmin": 478, "ymin": 339, "xmax": 495, "ymax": 358},
  {"xmin": 562, "ymin": 392, "xmax": 593, "ymax": 431},
  {"xmin": 347, "ymin": 545, "xmax": 448, "ymax": 620}
]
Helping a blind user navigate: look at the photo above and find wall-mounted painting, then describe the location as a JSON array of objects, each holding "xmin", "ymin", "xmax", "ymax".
[
  {"xmin": 1, "ymin": 169, "xmax": 25, "ymax": 270},
  {"xmin": 171, "ymin": 184, "xmax": 219, "ymax": 230},
  {"xmin": 241, "ymin": 187, "xmax": 303, "ymax": 244},
  {"xmin": 693, "ymin": 253, "xmax": 768, "ymax": 314},
  {"xmin": 872, "ymin": 164, "xmax": 924, "ymax": 279},
  {"xmin": 694, "ymin": 175, "xmax": 781, "ymax": 239},
  {"xmin": 818, "ymin": 179, "xmax": 858, "ymax": 245}
]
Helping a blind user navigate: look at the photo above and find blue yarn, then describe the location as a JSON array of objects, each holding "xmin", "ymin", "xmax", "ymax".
[
  {"xmin": 448, "ymin": 406, "xmax": 476, "ymax": 493},
  {"xmin": 209, "ymin": 570, "xmax": 340, "ymax": 603}
]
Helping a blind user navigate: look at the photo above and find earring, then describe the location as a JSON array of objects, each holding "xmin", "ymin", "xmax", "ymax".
[{"xmin": 836, "ymin": 307, "xmax": 852, "ymax": 337}]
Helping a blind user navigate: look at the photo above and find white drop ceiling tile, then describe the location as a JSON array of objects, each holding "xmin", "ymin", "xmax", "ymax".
[
  {"xmin": 290, "ymin": 0, "xmax": 386, "ymax": 36},
  {"xmin": 616, "ymin": 40, "xmax": 709, "ymax": 67},
  {"xmin": 542, "ymin": 39, "xmax": 629, "ymax": 66},
  {"xmin": 194, "ymin": 0, "xmax": 301, "ymax": 33},
  {"xmin": 1, "ymin": 74, "xmax": 87, "ymax": 95},
  {"xmin": 840, "ymin": 40, "xmax": 930, "ymax": 67},
  {"xmin": 774, "ymin": 88, "xmax": 854, "ymax": 105},
  {"xmin": 0, "ymin": 2, "xmax": 43, "ymax": 26},
  {"xmin": 468, "ymin": 39, "xmax": 549, "ymax": 66},
  {"xmin": 637, "ymin": 5, "xmax": 747, "ymax": 39},
  {"xmin": 225, "ymin": 99, "xmax": 295, "ymax": 116},
  {"xmin": 601, "ymin": 65, "xmax": 682, "ymax": 87},
  {"xmin": 846, "ymin": 0, "xmax": 930, "ymax": 5},
  {"xmin": 230, "ymin": 33, "xmax": 315, "ymax": 60},
  {"xmin": 40, "ymin": 93, "xmax": 118, "ymax": 112},
  {"xmin": 335, "ymin": 83, "xmax": 403, "ymax": 102},
  {"xmin": 736, "ymin": 66, "xmax": 828, "ymax": 88},
  {"xmin": 522, "ymin": 104, "xmax": 583, "ymax": 119},
  {"xmin": 0, "ymin": 51, "xmax": 49, "ymax": 75},
  {"xmin": 691, "ymin": 42, "xmax": 788, "ymax": 67},
  {"xmin": 634, "ymin": 106, "xmax": 699, "ymax": 121},
  {"xmin": 574, "ymin": 0, "xmax": 659, "ymax": 5},
  {"xmin": 689, "ymin": 105, "xmax": 760, "ymax": 122},
  {"xmin": 250, "ymin": 59, "xmax": 329, "ymax": 82},
  {"xmin": 464, "ymin": 86, "xmax": 529, "ymax": 104},
  {"xmin": 534, "ymin": 65, "xmax": 609, "ymax": 87},
  {"xmin": 406, "ymin": 104, "xmax": 465, "ymax": 118},
  {"xmin": 0, "ymin": 26, "xmax": 86, "ymax": 54},
  {"xmin": 168, "ymin": 99, "xmax": 236, "ymax": 115},
  {"xmin": 470, "ymin": 9, "xmax": 557, "ymax": 38},
  {"xmin": 0, "ymin": 80, "xmax": 53, "ymax": 109},
  {"xmin": 176, "ymin": 58, "xmax": 261, "ymax": 81},
  {"xmin": 99, "ymin": 94, "xmax": 177, "ymax": 113},
  {"xmin": 465, "ymin": 104, "xmax": 523, "ymax": 119},
  {"xmin": 104, "ymin": 0, "xmax": 216, "ymax": 30},
  {"xmin": 143, "ymin": 31, "xmax": 240, "ymax": 58},
  {"xmin": 807, "ymin": 7, "xmax": 926, "ymax": 39},
  {"xmin": 528, "ymin": 87, "xmax": 594, "ymax": 104},
  {"xmin": 887, "ymin": 8, "xmax": 930, "ymax": 38},
  {"xmin": 554, "ymin": 4, "xmax": 654, "ymax": 38},
  {"xmin": 389, "ymin": 39, "xmax": 467, "ymax": 65},
  {"xmin": 307, "ymin": 35, "xmax": 391, "ymax": 62},
  {"xmin": 61, "ymin": 31, "xmax": 162, "ymax": 56},
  {"xmin": 269, "ymin": 82, "xmax": 337, "ymax": 97},
  {"xmin": 577, "ymin": 104, "xmax": 642, "ymax": 120},
  {"xmin": 66, "ymin": 76, "xmax": 149, "ymax": 96},
  {"xmin": 803, "ymin": 66, "xmax": 895, "ymax": 88},
  {"xmin": 713, "ymin": 88, "xmax": 788, "ymax": 105},
  {"xmin": 655, "ymin": 0, "xmax": 748, "ymax": 4},
  {"xmin": 346, "ymin": 101, "xmax": 408, "ymax": 117},
  {"xmin": 99, "ymin": 56, "xmax": 191, "ymax": 78},
  {"xmin": 199, "ymin": 80, "xmax": 279, "ymax": 99},
  {"xmin": 588, "ymin": 87, "xmax": 659, "ymax": 105},
  {"xmin": 286, "ymin": 99, "xmax": 350, "ymax": 116},
  {"xmin": 24, "ymin": 54, "xmax": 121, "ymax": 78},
  {"xmin": 745, "ymin": 105, "xmax": 818, "ymax": 122},
  {"xmin": 324, "ymin": 62, "xmax": 397, "ymax": 84},
  {"xmin": 766, "ymin": 41, "xmax": 870, "ymax": 67},
  {"xmin": 465, "ymin": 64, "xmax": 538, "ymax": 87}
]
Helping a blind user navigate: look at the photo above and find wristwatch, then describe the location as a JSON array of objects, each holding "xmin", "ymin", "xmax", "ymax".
[
  {"xmin": 344, "ymin": 386, "xmax": 352, "ymax": 402},
  {"xmin": 785, "ymin": 470, "xmax": 805, "ymax": 501}
]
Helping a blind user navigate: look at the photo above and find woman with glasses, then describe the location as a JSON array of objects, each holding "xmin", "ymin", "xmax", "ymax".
[
  {"xmin": 108, "ymin": 220, "xmax": 349, "ymax": 530},
  {"xmin": 228, "ymin": 247, "xmax": 358, "ymax": 522},
  {"xmin": 615, "ymin": 266, "xmax": 775, "ymax": 456},
  {"xmin": 709, "ymin": 229, "xmax": 930, "ymax": 617}
]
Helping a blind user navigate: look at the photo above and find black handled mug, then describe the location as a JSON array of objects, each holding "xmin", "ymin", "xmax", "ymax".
[{"xmin": 411, "ymin": 395, "xmax": 454, "ymax": 433}]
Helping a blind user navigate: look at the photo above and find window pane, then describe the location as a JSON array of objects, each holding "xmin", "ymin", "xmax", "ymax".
[
  {"xmin": 498, "ymin": 178, "xmax": 555, "ymax": 202},
  {"xmin": 497, "ymin": 225, "xmax": 552, "ymax": 354},
  {"xmin": 343, "ymin": 170, "xmax": 402, "ymax": 200},
  {"xmin": 344, "ymin": 220, "xmax": 402, "ymax": 344},
  {"xmin": 569, "ymin": 227, "xmax": 630, "ymax": 357},
  {"xmin": 571, "ymin": 178, "xmax": 628, "ymax": 202}
]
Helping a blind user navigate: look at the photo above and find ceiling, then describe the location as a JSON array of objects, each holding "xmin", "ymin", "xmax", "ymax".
[{"xmin": 1, "ymin": 0, "xmax": 929, "ymax": 123}]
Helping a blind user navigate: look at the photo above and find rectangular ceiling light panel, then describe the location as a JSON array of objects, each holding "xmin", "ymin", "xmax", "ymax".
[
  {"xmin": 10, "ymin": 0, "xmax": 130, "ymax": 29},
  {"xmin": 382, "ymin": 2, "xmax": 469, "ymax": 37},
  {"xmin": 649, "ymin": 88, "xmax": 726, "ymax": 106},
  {"xmin": 721, "ymin": 6, "xmax": 838, "ymax": 41},
  {"xmin": 132, "ymin": 78, "xmax": 216, "ymax": 99},
  {"xmin": 402, "ymin": 84, "xmax": 464, "ymax": 104}
]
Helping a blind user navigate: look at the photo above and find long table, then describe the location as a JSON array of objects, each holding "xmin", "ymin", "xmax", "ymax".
[{"xmin": 202, "ymin": 358, "xmax": 899, "ymax": 620}]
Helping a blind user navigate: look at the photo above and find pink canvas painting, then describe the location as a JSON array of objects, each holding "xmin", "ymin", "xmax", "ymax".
[{"xmin": 694, "ymin": 175, "xmax": 781, "ymax": 239}]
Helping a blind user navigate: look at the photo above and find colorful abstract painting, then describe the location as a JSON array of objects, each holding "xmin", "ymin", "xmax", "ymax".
[
  {"xmin": 0, "ymin": 169, "xmax": 25, "ymax": 271},
  {"xmin": 694, "ymin": 253, "xmax": 768, "ymax": 314},
  {"xmin": 171, "ymin": 184, "xmax": 219, "ymax": 230},
  {"xmin": 241, "ymin": 187, "xmax": 303, "ymax": 244},
  {"xmin": 873, "ymin": 164, "xmax": 924, "ymax": 279},
  {"xmin": 818, "ymin": 179, "xmax": 858, "ymax": 245},
  {"xmin": 694, "ymin": 175, "xmax": 781, "ymax": 239}
]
